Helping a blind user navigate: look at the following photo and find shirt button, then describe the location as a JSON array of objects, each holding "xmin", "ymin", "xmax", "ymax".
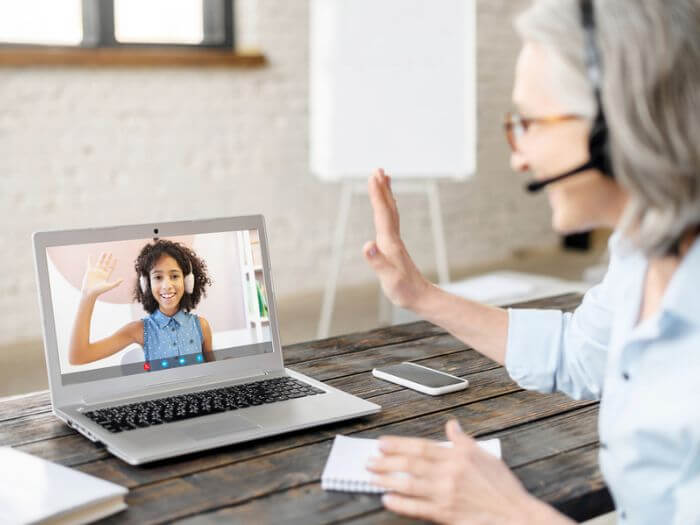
[
  {"xmin": 622, "ymin": 372, "xmax": 630, "ymax": 381},
  {"xmin": 172, "ymin": 328, "xmax": 176, "ymax": 332},
  {"xmin": 620, "ymin": 510, "xmax": 627, "ymax": 520},
  {"xmin": 600, "ymin": 442, "xmax": 608, "ymax": 450},
  {"xmin": 173, "ymin": 342, "xmax": 177, "ymax": 346},
  {"xmin": 190, "ymin": 339, "xmax": 194, "ymax": 344}
]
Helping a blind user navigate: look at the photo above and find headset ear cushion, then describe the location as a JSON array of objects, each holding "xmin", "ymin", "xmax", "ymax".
[
  {"xmin": 184, "ymin": 273, "xmax": 195, "ymax": 294},
  {"xmin": 139, "ymin": 275, "xmax": 148, "ymax": 294}
]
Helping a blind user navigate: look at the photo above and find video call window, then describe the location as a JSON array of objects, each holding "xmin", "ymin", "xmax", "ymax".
[{"xmin": 46, "ymin": 230, "xmax": 272, "ymax": 384}]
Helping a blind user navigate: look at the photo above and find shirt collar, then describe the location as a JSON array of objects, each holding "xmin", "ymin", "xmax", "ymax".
[
  {"xmin": 659, "ymin": 237, "xmax": 700, "ymax": 326},
  {"xmin": 151, "ymin": 309, "xmax": 187, "ymax": 328}
]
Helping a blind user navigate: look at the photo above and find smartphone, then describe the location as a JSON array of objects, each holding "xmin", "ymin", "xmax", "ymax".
[{"xmin": 372, "ymin": 362, "xmax": 468, "ymax": 396}]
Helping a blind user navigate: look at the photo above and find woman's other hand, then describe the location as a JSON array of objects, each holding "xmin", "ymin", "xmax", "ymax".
[
  {"xmin": 367, "ymin": 420, "xmax": 572, "ymax": 525},
  {"xmin": 81, "ymin": 252, "xmax": 123, "ymax": 298},
  {"xmin": 363, "ymin": 168, "xmax": 431, "ymax": 310}
]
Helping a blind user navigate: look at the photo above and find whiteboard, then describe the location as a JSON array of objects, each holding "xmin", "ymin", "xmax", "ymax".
[{"xmin": 310, "ymin": 0, "xmax": 476, "ymax": 180}]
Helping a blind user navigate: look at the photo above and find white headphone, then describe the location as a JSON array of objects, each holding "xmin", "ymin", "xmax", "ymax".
[{"xmin": 140, "ymin": 256, "xmax": 195, "ymax": 295}]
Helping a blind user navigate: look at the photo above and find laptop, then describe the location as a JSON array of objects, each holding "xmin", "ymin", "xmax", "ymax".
[{"xmin": 33, "ymin": 215, "xmax": 380, "ymax": 465}]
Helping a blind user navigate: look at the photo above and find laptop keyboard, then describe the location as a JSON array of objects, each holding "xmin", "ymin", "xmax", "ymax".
[{"xmin": 83, "ymin": 376, "xmax": 325, "ymax": 433}]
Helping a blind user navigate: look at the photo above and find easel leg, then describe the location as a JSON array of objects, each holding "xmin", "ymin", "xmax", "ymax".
[
  {"xmin": 317, "ymin": 182, "xmax": 353, "ymax": 339},
  {"xmin": 427, "ymin": 180, "xmax": 450, "ymax": 284},
  {"xmin": 378, "ymin": 284, "xmax": 393, "ymax": 326}
]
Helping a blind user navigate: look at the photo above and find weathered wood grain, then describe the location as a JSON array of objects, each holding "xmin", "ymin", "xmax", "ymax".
[
  {"xmin": 169, "ymin": 407, "xmax": 601, "ymax": 525},
  {"xmin": 0, "ymin": 390, "xmax": 52, "ymax": 422},
  {"xmin": 73, "ymin": 366, "xmax": 524, "ymax": 487},
  {"xmin": 0, "ymin": 345, "xmax": 497, "ymax": 451},
  {"xmin": 292, "ymin": 334, "xmax": 477, "ymax": 382},
  {"xmin": 0, "ymin": 293, "xmax": 596, "ymax": 525},
  {"xmin": 88, "ymin": 390, "xmax": 592, "ymax": 523}
]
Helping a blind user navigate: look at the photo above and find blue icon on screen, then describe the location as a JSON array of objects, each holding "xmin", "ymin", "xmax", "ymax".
[
  {"xmin": 196, "ymin": 354, "xmax": 204, "ymax": 362},
  {"xmin": 161, "ymin": 360, "xmax": 169, "ymax": 368},
  {"xmin": 179, "ymin": 357, "xmax": 186, "ymax": 365}
]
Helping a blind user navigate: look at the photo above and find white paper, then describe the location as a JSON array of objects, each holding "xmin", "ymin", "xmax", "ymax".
[{"xmin": 0, "ymin": 447, "xmax": 127, "ymax": 525}]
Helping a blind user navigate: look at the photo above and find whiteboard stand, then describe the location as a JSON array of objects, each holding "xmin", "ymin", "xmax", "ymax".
[{"xmin": 316, "ymin": 179, "xmax": 450, "ymax": 339}]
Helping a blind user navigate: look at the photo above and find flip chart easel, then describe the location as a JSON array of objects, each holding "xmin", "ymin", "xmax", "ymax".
[{"xmin": 310, "ymin": 0, "xmax": 477, "ymax": 338}]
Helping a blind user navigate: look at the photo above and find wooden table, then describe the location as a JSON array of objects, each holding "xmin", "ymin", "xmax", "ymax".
[{"xmin": 0, "ymin": 293, "xmax": 613, "ymax": 524}]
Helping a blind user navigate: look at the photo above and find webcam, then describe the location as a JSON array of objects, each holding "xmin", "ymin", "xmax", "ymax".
[{"xmin": 153, "ymin": 227, "xmax": 159, "ymax": 241}]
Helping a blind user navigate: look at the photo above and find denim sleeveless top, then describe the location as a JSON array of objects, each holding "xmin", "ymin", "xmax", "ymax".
[{"xmin": 142, "ymin": 309, "xmax": 204, "ymax": 362}]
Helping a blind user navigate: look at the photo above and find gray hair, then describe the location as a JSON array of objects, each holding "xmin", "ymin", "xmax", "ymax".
[{"xmin": 515, "ymin": 0, "xmax": 700, "ymax": 256}]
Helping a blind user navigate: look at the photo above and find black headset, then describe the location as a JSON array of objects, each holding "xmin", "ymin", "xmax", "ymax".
[{"xmin": 526, "ymin": 0, "xmax": 614, "ymax": 193}]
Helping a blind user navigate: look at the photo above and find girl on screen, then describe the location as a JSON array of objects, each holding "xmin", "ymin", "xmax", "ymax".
[{"xmin": 68, "ymin": 240, "xmax": 214, "ymax": 366}]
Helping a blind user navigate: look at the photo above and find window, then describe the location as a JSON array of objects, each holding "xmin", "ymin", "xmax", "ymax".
[{"xmin": 0, "ymin": 0, "xmax": 234, "ymax": 49}]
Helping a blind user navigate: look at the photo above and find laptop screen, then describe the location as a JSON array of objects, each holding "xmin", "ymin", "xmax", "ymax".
[{"xmin": 45, "ymin": 230, "xmax": 273, "ymax": 385}]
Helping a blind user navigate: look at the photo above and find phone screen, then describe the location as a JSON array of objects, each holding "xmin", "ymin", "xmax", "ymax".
[{"xmin": 375, "ymin": 363, "xmax": 465, "ymax": 388}]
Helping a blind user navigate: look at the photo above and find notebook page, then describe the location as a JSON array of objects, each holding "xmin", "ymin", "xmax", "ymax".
[{"xmin": 322, "ymin": 435, "xmax": 384, "ymax": 492}]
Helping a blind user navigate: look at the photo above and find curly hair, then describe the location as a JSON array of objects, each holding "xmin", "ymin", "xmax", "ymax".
[{"xmin": 133, "ymin": 240, "xmax": 212, "ymax": 314}]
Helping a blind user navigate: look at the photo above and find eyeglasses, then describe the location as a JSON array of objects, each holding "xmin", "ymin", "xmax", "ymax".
[{"xmin": 503, "ymin": 112, "xmax": 584, "ymax": 152}]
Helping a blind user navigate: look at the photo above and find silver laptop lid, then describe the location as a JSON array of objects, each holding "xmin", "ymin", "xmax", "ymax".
[{"xmin": 33, "ymin": 215, "xmax": 285, "ymax": 408}]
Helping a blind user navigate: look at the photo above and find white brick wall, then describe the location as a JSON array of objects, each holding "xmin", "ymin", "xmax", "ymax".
[{"xmin": 0, "ymin": 0, "xmax": 555, "ymax": 346}]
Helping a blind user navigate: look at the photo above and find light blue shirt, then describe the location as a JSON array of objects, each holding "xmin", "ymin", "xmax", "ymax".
[
  {"xmin": 142, "ymin": 309, "xmax": 204, "ymax": 362},
  {"xmin": 505, "ymin": 233, "xmax": 700, "ymax": 524}
]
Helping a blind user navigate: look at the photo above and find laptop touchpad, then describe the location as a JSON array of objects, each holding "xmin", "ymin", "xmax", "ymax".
[{"xmin": 179, "ymin": 415, "xmax": 261, "ymax": 441}]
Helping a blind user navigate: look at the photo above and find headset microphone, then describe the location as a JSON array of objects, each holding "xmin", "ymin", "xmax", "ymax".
[{"xmin": 526, "ymin": 159, "xmax": 596, "ymax": 193}]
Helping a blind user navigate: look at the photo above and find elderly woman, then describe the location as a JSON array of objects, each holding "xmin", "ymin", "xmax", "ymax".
[{"xmin": 362, "ymin": 0, "xmax": 700, "ymax": 523}]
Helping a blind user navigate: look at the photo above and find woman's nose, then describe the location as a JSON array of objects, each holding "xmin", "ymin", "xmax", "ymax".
[{"xmin": 510, "ymin": 150, "xmax": 530, "ymax": 173}]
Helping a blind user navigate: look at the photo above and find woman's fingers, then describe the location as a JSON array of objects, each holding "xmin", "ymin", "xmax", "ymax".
[
  {"xmin": 367, "ymin": 453, "xmax": 434, "ymax": 478},
  {"xmin": 446, "ymin": 419, "xmax": 472, "ymax": 447},
  {"xmin": 371, "ymin": 472, "xmax": 435, "ymax": 499},
  {"xmin": 362, "ymin": 240, "xmax": 392, "ymax": 271},
  {"xmin": 368, "ymin": 171, "xmax": 398, "ymax": 240},
  {"xmin": 381, "ymin": 493, "xmax": 443, "ymax": 523},
  {"xmin": 377, "ymin": 169, "xmax": 399, "ymax": 223},
  {"xmin": 378, "ymin": 436, "xmax": 452, "ymax": 461}
]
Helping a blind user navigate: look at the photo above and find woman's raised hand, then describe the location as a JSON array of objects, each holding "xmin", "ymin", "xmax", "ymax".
[
  {"xmin": 363, "ymin": 169, "xmax": 431, "ymax": 310},
  {"xmin": 81, "ymin": 252, "xmax": 123, "ymax": 298}
]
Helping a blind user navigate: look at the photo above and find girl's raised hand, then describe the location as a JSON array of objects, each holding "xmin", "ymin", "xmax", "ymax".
[
  {"xmin": 81, "ymin": 252, "xmax": 123, "ymax": 298},
  {"xmin": 363, "ymin": 169, "xmax": 431, "ymax": 310}
]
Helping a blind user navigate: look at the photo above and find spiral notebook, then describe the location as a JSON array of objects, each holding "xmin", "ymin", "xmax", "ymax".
[{"xmin": 321, "ymin": 434, "xmax": 501, "ymax": 493}]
